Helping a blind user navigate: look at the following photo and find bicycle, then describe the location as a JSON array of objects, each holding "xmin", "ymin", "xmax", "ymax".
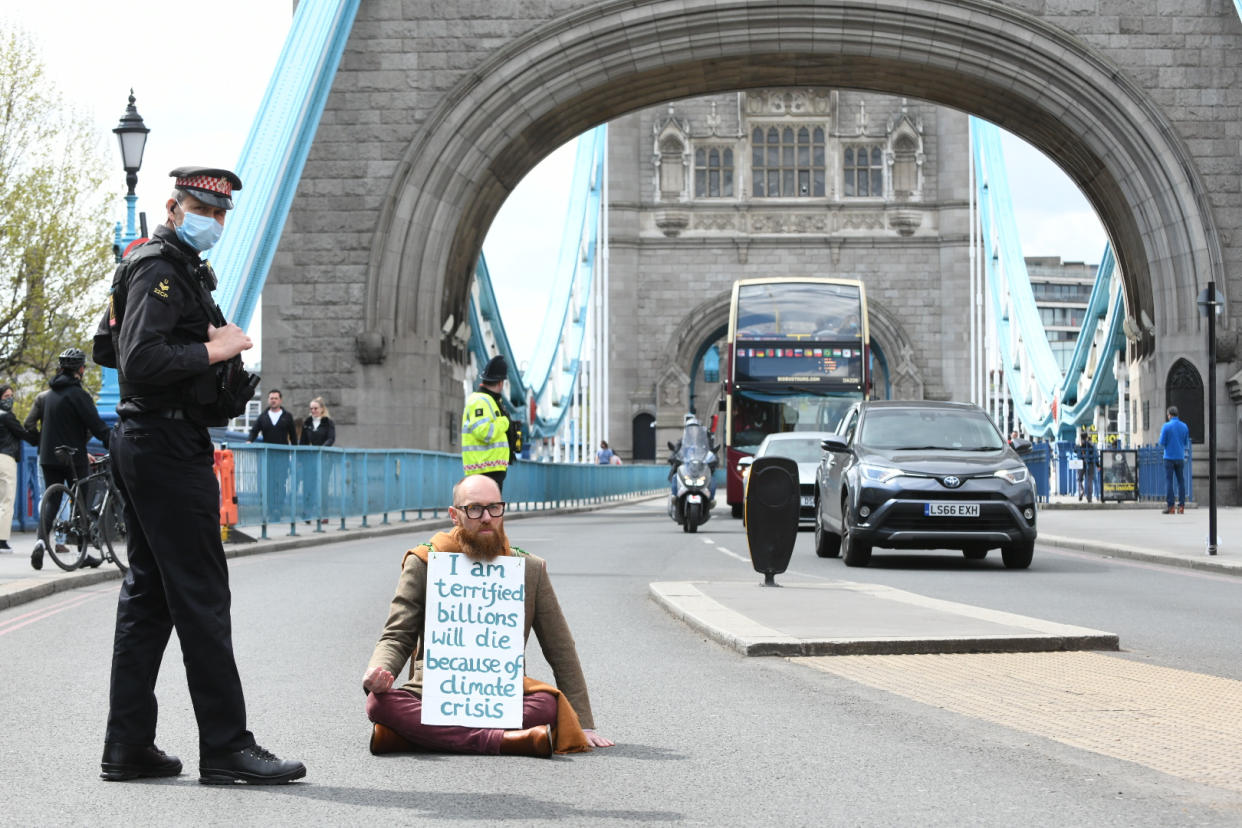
[{"xmin": 34, "ymin": 446, "xmax": 129, "ymax": 573}]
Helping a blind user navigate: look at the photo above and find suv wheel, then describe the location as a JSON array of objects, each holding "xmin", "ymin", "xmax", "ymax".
[
  {"xmin": 814, "ymin": 508, "xmax": 841, "ymax": 558},
  {"xmin": 1001, "ymin": 539, "xmax": 1034, "ymax": 569},
  {"xmin": 841, "ymin": 506, "xmax": 872, "ymax": 567}
]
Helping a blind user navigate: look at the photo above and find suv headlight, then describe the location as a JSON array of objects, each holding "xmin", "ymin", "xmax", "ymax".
[
  {"xmin": 859, "ymin": 462, "xmax": 902, "ymax": 484},
  {"xmin": 994, "ymin": 466, "xmax": 1029, "ymax": 484}
]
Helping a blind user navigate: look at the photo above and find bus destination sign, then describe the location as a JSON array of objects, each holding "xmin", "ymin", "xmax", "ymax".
[{"xmin": 734, "ymin": 342, "xmax": 863, "ymax": 384}]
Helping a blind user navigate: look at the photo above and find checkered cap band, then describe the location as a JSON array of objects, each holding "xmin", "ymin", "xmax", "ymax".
[{"xmin": 175, "ymin": 174, "xmax": 233, "ymax": 197}]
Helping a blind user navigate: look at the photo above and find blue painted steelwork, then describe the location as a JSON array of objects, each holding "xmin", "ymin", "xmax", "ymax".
[
  {"xmin": 521, "ymin": 127, "xmax": 607, "ymax": 439},
  {"xmin": 211, "ymin": 0, "xmax": 361, "ymax": 330},
  {"xmin": 96, "ymin": 0, "xmax": 359, "ymax": 416},
  {"xmin": 971, "ymin": 118, "xmax": 1126, "ymax": 439},
  {"xmin": 467, "ymin": 255, "xmax": 529, "ymax": 433},
  {"xmin": 226, "ymin": 445, "xmax": 667, "ymax": 538},
  {"xmin": 465, "ymin": 127, "xmax": 606, "ymax": 441}
]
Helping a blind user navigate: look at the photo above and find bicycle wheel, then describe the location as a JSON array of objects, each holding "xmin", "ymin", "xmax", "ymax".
[
  {"xmin": 39, "ymin": 483, "xmax": 86, "ymax": 571},
  {"xmin": 100, "ymin": 490, "xmax": 129, "ymax": 574}
]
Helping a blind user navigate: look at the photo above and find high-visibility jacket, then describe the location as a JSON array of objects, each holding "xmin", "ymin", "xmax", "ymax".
[{"xmin": 461, "ymin": 389, "xmax": 510, "ymax": 475}]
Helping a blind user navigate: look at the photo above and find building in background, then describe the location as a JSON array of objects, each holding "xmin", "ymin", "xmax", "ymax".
[{"xmin": 607, "ymin": 89, "xmax": 971, "ymax": 459}]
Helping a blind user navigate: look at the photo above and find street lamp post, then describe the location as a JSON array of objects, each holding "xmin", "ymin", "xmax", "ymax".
[
  {"xmin": 1197, "ymin": 283, "xmax": 1222, "ymax": 556},
  {"xmin": 112, "ymin": 90, "xmax": 149, "ymax": 259},
  {"xmin": 100, "ymin": 91, "xmax": 150, "ymax": 419}
]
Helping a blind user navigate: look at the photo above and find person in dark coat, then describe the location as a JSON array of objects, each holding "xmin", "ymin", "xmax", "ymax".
[
  {"xmin": 248, "ymin": 388, "xmax": 297, "ymax": 520},
  {"xmin": 297, "ymin": 397, "xmax": 335, "ymax": 521},
  {"xmin": 1076, "ymin": 430, "xmax": 1098, "ymax": 503},
  {"xmin": 36, "ymin": 349, "xmax": 111, "ymax": 484},
  {"xmin": 247, "ymin": 388, "xmax": 296, "ymax": 444},
  {"xmin": 298, "ymin": 396, "xmax": 335, "ymax": 447},
  {"xmin": 31, "ymin": 349, "xmax": 111, "ymax": 568},
  {"xmin": 0, "ymin": 383, "xmax": 37, "ymax": 551}
]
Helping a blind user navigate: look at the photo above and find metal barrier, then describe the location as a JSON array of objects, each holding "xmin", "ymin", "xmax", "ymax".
[
  {"xmin": 225, "ymin": 444, "xmax": 670, "ymax": 539},
  {"xmin": 1136, "ymin": 444, "xmax": 1194, "ymax": 503},
  {"xmin": 1019, "ymin": 441, "xmax": 1052, "ymax": 503},
  {"xmin": 1029, "ymin": 440, "xmax": 1192, "ymax": 503}
]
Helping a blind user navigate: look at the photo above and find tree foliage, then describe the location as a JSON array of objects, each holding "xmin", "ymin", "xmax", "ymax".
[{"xmin": 0, "ymin": 25, "xmax": 113, "ymax": 409}]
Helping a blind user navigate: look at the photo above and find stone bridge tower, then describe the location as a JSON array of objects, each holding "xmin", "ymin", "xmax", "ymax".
[
  {"xmin": 266, "ymin": 0, "xmax": 1241, "ymax": 498},
  {"xmin": 606, "ymin": 90, "xmax": 954, "ymax": 458}
]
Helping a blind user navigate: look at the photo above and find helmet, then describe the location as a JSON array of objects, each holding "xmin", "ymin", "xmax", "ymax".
[
  {"xmin": 683, "ymin": 413, "xmax": 699, "ymax": 425},
  {"xmin": 58, "ymin": 348, "xmax": 86, "ymax": 370},
  {"xmin": 480, "ymin": 355, "xmax": 508, "ymax": 384}
]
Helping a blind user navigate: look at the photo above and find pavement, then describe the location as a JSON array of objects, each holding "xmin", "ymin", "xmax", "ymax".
[{"xmin": 3, "ymin": 495, "xmax": 1238, "ymax": 656}]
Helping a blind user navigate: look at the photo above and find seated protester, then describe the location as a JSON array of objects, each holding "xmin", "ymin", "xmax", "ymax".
[{"xmin": 362, "ymin": 474, "xmax": 614, "ymax": 757}]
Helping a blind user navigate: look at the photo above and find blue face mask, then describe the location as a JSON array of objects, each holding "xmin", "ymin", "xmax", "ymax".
[{"xmin": 175, "ymin": 210, "xmax": 223, "ymax": 251}]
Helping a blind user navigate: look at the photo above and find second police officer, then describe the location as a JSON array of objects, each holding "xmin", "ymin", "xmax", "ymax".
[
  {"xmin": 461, "ymin": 354, "xmax": 518, "ymax": 490},
  {"xmin": 93, "ymin": 167, "xmax": 305, "ymax": 785}
]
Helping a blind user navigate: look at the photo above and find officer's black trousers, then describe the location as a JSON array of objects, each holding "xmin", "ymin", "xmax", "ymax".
[{"xmin": 105, "ymin": 416, "xmax": 254, "ymax": 755}]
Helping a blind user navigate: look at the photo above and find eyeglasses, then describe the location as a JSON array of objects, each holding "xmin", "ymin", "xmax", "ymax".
[{"xmin": 455, "ymin": 502, "xmax": 506, "ymax": 519}]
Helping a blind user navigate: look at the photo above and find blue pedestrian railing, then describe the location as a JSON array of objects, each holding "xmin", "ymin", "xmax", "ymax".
[
  {"xmin": 1136, "ymin": 445, "xmax": 1193, "ymax": 504},
  {"xmin": 1034, "ymin": 440, "xmax": 1192, "ymax": 502},
  {"xmin": 225, "ymin": 444, "xmax": 670, "ymax": 539},
  {"xmin": 1019, "ymin": 441, "xmax": 1052, "ymax": 503}
]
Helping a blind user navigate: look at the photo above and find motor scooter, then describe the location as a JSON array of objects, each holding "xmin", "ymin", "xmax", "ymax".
[{"xmin": 667, "ymin": 423, "xmax": 718, "ymax": 533}]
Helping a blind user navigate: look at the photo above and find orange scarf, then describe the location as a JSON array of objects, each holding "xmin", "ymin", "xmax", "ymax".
[{"xmin": 404, "ymin": 536, "xmax": 591, "ymax": 754}]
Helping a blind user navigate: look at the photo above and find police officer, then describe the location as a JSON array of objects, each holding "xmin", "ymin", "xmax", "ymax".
[
  {"xmin": 461, "ymin": 355, "xmax": 516, "ymax": 490},
  {"xmin": 93, "ymin": 167, "xmax": 305, "ymax": 785}
]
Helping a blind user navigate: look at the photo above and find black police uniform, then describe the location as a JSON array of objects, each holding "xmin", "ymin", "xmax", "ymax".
[{"xmin": 95, "ymin": 222, "xmax": 255, "ymax": 756}]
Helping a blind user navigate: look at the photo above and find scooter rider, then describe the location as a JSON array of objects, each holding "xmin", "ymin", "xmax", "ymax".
[{"xmin": 668, "ymin": 414, "xmax": 719, "ymax": 494}]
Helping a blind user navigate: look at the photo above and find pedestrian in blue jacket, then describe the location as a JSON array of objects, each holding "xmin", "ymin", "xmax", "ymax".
[{"xmin": 1158, "ymin": 406, "xmax": 1190, "ymax": 514}]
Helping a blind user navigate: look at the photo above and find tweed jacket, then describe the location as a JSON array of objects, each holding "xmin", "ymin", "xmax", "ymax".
[{"xmin": 367, "ymin": 546, "xmax": 596, "ymax": 730}]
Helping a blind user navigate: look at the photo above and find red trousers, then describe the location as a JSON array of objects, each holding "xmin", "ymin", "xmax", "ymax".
[{"xmin": 366, "ymin": 689, "xmax": 557, "ymax": 754}]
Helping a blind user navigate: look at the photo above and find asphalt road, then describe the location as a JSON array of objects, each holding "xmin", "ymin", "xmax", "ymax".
[{"xmin": 3, "ymin": 500, "xmax": 1242, "ymax": 825}]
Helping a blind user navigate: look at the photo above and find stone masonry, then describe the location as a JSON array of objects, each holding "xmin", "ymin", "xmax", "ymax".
[
  {"xmin": 607, "ymin": 90, "xmax": 969, "ymax": 457},
  {"xmin": 267, "ymin": 0, "xmax": 1242, "ymax": 499}
]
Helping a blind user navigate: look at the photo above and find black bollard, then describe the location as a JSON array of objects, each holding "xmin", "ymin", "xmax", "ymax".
[{"xmin": 744, "ymin": 456, "xmax": 800, "ymax": 587}]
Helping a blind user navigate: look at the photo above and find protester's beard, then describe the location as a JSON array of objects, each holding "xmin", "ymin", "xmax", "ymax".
[{"xmin": 457, "ymin": 523, "xmax": 507, "ymax": 561}]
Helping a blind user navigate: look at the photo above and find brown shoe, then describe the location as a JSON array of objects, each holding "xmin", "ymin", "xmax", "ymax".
[
  {"xmin": 369, "ymin": 724, "xmax": 418, "ymax": 755},
  {"xmin": 1162, "ymin": 507, "xmax": 1176, "ymax": 514},
  {"xmin": 1178, "ymin": 505, "xmax": 1185, "ymax": 514},
  {"xmin": 499, "ymin": 724, "xmax": 554, "ymax": 758}
]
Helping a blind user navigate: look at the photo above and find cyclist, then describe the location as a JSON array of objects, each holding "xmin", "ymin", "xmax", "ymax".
[{"xmin": 32, "ymin": 348, "xmax": 110, "ymax": 569}]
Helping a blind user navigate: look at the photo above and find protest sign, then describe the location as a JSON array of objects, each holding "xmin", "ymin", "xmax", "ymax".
[{"xmin": 421, "ymin": 551, "xmax": 526, "ymax": 728}]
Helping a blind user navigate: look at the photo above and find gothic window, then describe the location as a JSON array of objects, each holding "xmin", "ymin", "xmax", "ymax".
[
  {"xmin": 1166, "ymin": 358, "xmax": 1204, "ymax": 443},
  {"xmin": 751, "ymin": 126, "xmax": 825, "ymax": 197},
  {"xmin": 892, "ymin": 135, "xmax": 918, "ymax": 199},
  {"xmin": 694, "ymin": 148, "xmax": 734, "ymax": 198},
  {"xmin": 844, "ymin": 145, "xmax": 884, "ymax": 197},
  {"xmin": 659, "ymin": 135, "xmax": 685, "ymax": 200},
  {"xmin": 702, "ymin": 345, "xmax": 720, "ymax": 384}
]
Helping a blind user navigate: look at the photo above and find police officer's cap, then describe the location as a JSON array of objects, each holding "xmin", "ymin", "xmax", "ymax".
[
  {"xmin": 169, "ymin": 166, "xmax": 243, "ymax": 210},
  {"xmin": 481, "ymin": 355, "xmax": 508, "ymax": 383}
]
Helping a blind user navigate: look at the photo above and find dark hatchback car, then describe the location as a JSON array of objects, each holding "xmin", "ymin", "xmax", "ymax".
[{"xmin": 814, "ymin": 400, "xmax": 1038, "ymax": 568}]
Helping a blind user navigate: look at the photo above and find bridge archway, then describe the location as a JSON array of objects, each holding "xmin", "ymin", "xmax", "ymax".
[{"xmin": 367, "ymin": 1, "xmax": 1219, "ymax": 353}]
